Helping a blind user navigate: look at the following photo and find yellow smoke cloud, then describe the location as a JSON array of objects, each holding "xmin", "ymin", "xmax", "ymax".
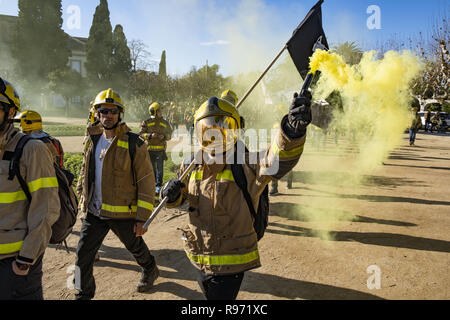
[
  {"xmin": 311, "ymin": 49, "xmax": 423, "ymax": 171},
  {"xmin": 294, "ymin": 49, "xmax": 423, "ymax": 241}
]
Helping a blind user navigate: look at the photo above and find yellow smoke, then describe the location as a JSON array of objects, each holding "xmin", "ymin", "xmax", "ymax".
[
  {"xmin": 311, "ymin": 49, "xmax": 422, "ymax": 171},
  {"xmin": 295, "ymin": 49, "xmax": 423, "ymax": 241}
]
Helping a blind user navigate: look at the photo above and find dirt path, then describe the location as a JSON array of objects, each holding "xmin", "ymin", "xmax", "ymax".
[{"xmin": 42, "ymin": 132, "xmax": 450, "ymax": 300}]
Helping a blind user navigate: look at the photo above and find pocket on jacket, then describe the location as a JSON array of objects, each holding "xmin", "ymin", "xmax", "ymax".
[{"xmin": 113, "ymin": 148, "xmax": 131, "ymax": 171}]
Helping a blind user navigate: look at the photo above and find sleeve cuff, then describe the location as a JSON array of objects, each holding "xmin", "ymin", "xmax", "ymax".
[{"xmin": 16, "ymin": 255, "xmax": 34, "ymax": 265}]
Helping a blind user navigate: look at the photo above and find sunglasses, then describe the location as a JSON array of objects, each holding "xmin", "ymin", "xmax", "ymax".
[{"xmin": 98, "ymin": 108, "xmax": 120, "ymax": 115}]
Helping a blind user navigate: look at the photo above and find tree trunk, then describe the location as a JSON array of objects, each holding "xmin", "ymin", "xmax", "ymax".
[{"xmin": 65, "ymin": 97, "xmax": 70, "ymax": 117}]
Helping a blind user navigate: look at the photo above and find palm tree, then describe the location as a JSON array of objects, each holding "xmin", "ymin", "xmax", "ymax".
[{"xmin": 332, "ymin": 41, "xmax": 363, "ymax": 65}]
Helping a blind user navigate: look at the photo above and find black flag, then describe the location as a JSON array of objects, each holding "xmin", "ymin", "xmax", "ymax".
[{"xmin": 287, "ymin": 0, "xmax": 329, "ymax": 78}]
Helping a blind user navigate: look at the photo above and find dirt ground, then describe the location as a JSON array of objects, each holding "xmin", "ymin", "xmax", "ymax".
[{"xmin": 42, "ymin": 131, "xmax": 450, "ymax": 300}]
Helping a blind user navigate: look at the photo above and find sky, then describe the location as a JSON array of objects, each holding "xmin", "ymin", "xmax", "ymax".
[{"xmin": 1, "ymin": 0, "xmax": 448, "ymax": 77}]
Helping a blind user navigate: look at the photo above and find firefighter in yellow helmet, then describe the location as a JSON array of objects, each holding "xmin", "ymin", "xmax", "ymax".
[
  {"xmin": 139, "ymin": 102, "xmax": 173, "ymax": 195},
  {"xmin": 74, "ymin": 88, "xmax": 159, "ymax": 300},
  {"xmin": 161, "ymin": 90, "xmax": 311, "ymax": 300},
  {"xmin": 15, "ymin": 110, "xmax": 65, "ymax": 167},
  {"xmin": 0, "ymin": 78, "xmax": 60, "ymax": 300}
]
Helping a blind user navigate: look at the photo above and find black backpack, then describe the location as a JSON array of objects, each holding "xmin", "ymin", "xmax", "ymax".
[
  {"xmin": 231, "ymin": 164, "xmax": 270, "ymax": 241},
  {"xmin": 4, "ymin": 135, "xmax": 78, "ymax": 247}
]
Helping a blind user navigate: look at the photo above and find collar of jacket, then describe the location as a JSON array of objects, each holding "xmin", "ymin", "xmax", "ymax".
[
  {"xmin": 0, "ymin": 125, "xmax": 19, "ymax": 151},
  {"xmin": 87, "ymin": 122, "xmax": 131, "ymax": 138}
]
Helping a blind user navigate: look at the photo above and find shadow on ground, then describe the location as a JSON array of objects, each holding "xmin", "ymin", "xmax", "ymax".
[
  {"xmin": 266, "ymin": 222, "xmax": 450, "ymax": 253},
  {"xmin": 289, "ymin": 186, "xmax": 450, "ymax": 206},
  {"xmin": 288, "ymin": 171, "xmax": 427, "ymax": 189},
  {"xmin": 55, "ymin": 231, "xmax": 384, "ymax": 300},
  {"xmin": 270, "ymin": 202, "xmax": 417, "ymax": 227}
]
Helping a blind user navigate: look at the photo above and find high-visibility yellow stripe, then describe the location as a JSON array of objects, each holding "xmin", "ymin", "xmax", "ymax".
[
  {"xmin": 216, "ymin": 170, "xmax": 234, "ymax": 181},
  {"xmin": 271, "ymin": 141, "xmax": 304, "ymax": 159},
  {"xmin": 190, "ymin": 170, "xmax": 235, "ymax": 182},
  {"xmin": 147, "ymin": 145, "xmax": 165, "ymax": 150},
  {"xmin": 117, "ymin": 140, "xmax": 129, "ymax": 149},
  {"xmin": 0, "ymin": 177, "xmax": 58, "ymax": 204},
  {"xmin": 28, "ymin": 177, "xmax": 59, "ymax": 193},
  {"xmin": 102, "ymin": 204, "xmax": 137, "ymax": 213},
  {"xmin": 147, "ymin": 123, "xmax": 156, "ymax": 126},
  {"xmin": 160, "ymin": 123, "xmax": 167, "ymax": 128},
  {"xmin": 0, "ymin": 190, "xmax": 27, "ymax": 204},
  {"xmin": 190, "ymin": 170, "xmax": 203, "ymax": 181},
  {"xmin": 137, "ymin": 200, "xmax": 154, "ymax": 211},
  {"xmin": 0, "ymin": 241, "xmax": 23, "ymax": 254},
  {"xmin": 187, "ymin": 250, "xmax": 259, "ymax": 266}
]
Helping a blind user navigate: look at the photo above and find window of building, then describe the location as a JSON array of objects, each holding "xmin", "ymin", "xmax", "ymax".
[{"xmin": 71, "ymin": 60, "xmax": 82, "ymax": 73}]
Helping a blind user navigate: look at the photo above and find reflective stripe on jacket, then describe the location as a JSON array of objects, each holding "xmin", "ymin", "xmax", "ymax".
[
  {"xmin": 0, "ymin": 126, "xmax": 60, "ymax": 264},
  {"xmin": 170, "ymin": 116, "xmax": 306, "ymax": 275},
  {"xmin": 77, "ymin": 123, "xmax": 155, "ymax": 221}
]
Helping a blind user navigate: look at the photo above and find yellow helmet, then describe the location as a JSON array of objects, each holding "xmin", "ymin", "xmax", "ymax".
[
  {"xmin": 149, "ymin": 102, "xmax": 160, "ymax": 116},
  {"xmin": 194, "ymin": 97, "xmax": 241, "ymax": 153},
  {"xmin": 220, "ymin": 89, "xmax": 238, "ymax": 106},
  {"xmin": 92, "ymin": 89, "xmax": 124, "ymax": 111},
  {"xmin": 15, "ymin": 110, "xmax": 42, "ymax": 132},
  {"xmin": 0, "ymin": 78, "xmax": 21, "ymax": 113}
]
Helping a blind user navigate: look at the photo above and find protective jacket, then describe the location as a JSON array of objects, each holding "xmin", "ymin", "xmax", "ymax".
[
  {"xmin": 169, "ymin": 116, "xmax": 306, "ymax": 275},
  {"xmin": 0, "ymin": 126, "xmax": 60, "ymax": 265},
  {"xmin": 139, "ymin": 116, "xmax": 172, "ymax": 152},
  {"xmin": 77, "ymin": 123, "xmax": 155, "ymax": 221}
]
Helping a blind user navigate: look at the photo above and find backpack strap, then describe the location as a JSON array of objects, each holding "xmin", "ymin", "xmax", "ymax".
[
  {"xmin": 126, "ymin": 132, "xmax": 143, "ymax": 186},
  {"xmin": 230, "ymin": 142, "xmax": 257, "ymax": 221},
  {"xmin": 230, "ymin": 140, "xmax": 259, "ymax": 224},
  {"xmin": 5, "ymin": 135, "xmax": 34, "ymax": 202},
  {"xmin": 231, "ymin": 162, "xmax": 258, "ymax": 223}
]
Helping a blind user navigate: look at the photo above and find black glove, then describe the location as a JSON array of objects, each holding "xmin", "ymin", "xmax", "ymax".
[
  {"xmin": 287, "ymin": 92, "xmax": 312, "ymax": 135},
  {"xmin": 161, "ymin": 179, "xmax": 185, "ymax": 203}
]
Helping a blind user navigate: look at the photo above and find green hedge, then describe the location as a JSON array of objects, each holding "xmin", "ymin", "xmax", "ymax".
[{"xmin": 63, "ymin": 152, "xmax": 179, "ymax": 187}]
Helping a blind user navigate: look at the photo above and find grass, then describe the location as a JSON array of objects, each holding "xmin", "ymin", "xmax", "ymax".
[
  {"xmin": 44, "ymin": 125, "xmax": 86, "ymax": 137},
  {"xmin": 43, "ymin": 123, "xmax": 140, "ymax": 137}
]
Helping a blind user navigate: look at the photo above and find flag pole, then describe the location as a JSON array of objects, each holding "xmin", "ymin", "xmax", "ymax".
[
  {"xmin": 143, "ymin": 1, "xmax": 328, "ymax": 230},
  {"xmin": 235, "ymin": 44, "xmax": 288, "ymax": 109},
  {"xmin": 143, "ymin": 45, "xmax": 289, "ymax": 229}
]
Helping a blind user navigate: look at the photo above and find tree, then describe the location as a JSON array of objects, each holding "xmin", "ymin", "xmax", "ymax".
[
  {"xmin": 332, "ymin": 41, "xmax": 363, "ymax": 66},
  {"xmin": 12, "ymin": 0, "xmax": 70, "ymax": 89},
  {"xmin": 159, "ymin": 50, "xmax": 167, "ymax": 78},
  {"xmin": 86, "ymin": 0, "xmax": 113, "ymax": 88},
  {"xmin": 111, "ymin": 24, "xmax": 132, "ymax": 92},
  {"xmin": 47, "ymin": 68, "xmax": 85, "ymax": 116},
  {"xmin": 378, "ymin": 15, "xmax": 449, "ymax": 105},
  {"xmin": 129, "ymin": 39, "xmax": 152, "ymax": 72}
]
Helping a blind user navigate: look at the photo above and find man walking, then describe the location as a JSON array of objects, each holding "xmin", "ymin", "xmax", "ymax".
[
  {"xmin": 0, "ymin": 78, "xmax": 60, "ymax": 300},
  {"xmin": 75, "ymin": 89, "xmax": 158, "ymax": 300},
  {"xmin": 139, "ymin": 102, "xmax": 173, "ymax": 195}
]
